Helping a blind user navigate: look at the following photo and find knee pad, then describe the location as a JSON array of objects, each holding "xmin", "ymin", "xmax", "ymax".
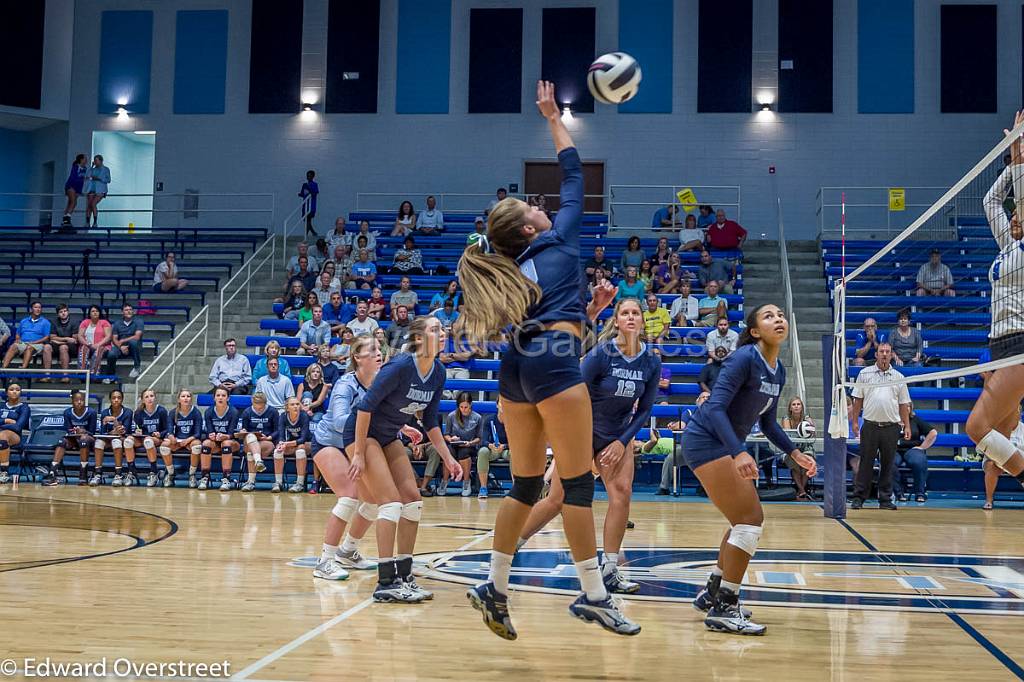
[
  {"xmin": 358, "ymin": 502, "xmax": 378, "ymax": 522},
  {"xmin": 977, "ymin": 430, "xmax": 1018, "ymax": 467},
  {"xmin": 123, "ymin": 436, "xmax": 135, "ymax": 450},
  {"xmin": 95, "ymin": 440, "xmax": 106, "ymax": 453},
  {"xmin": 377, "ymin": 501, "xmax": 403, "ymax": 524},
  {"xmin": 561, "ymin": 471, "xmax": 596, "ymax": 508},
  {"xmin": 111, "ymin": 438, "xmax": 122, "ymax": 450},
  {"xmin": 220, "ymin": 447, "xmax": 231, "ymax": 457},
  {"xmin": 244, "ymin": 433, "xmax": 258, "ymax": 446},
  {"xmin": 401, "ymin": 500, "xmax": 423, "ymax": 522},
  {"xmin": 726, "ymin": 524, "xmax": 763, "ymax": 557},
  {"xmin": 0, "ymin": 439, "xmax": 9, "ymax": 450},
  {"xmin": 143, "ymin": 437, "xmax": 155, "ymax": 450},
  {"xmin": 273, "ymin": 449, "xmax": 284, "ymax": 460},
  {"xmin": 191, "ymin": 443, "xmax": 202, "ymax": 455},
  {"xmin": 79, "ymin": 435, "xmax": 95, "ymax": 448},
  {"xmin": 62, "ymin": 436, "xmax": 75, "ymax": 449},
  {"xmin": 331, "ymin": 497, "xmax": 359, "ymax": 522},
  {"xmin": 201, "ymin": 446, "xmax": 212, "ymax": 455},
  {"xmin": 295, "ymin": 448, "xmax": 307, "ymax": 460},
  {"xmin": 159, "ymin": 446, "xmax": 171, "ymax": 457},
  {"xmin": 509, "ymin": 474, "xmax": 545, "ymax": 506}
]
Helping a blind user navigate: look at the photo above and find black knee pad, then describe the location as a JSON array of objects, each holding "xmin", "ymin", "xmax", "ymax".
[
  {"xmin": 220, "ymin": 447, "xmax": 231, "ymax": 456},
  {"xmin": 79, "ymin": 435, "xmax": 95, "ymax": 448},
  {"xmin": 0, "ymin": 439, "xmax": 8, "ymax": 449},
  {"xmin": 561, "ymin": 472, "xmax": 595, "ymax": 508},
  {"xmin": 201, "ymin": 446, "xmax": 212, "ymax": 455},
  {"xmin": 508, "ymin": 474, "xmax": 545, "ymax": 506},
  {"xmin": 62, "ymin": 436, "xmax": 76, "ymax": 449}
]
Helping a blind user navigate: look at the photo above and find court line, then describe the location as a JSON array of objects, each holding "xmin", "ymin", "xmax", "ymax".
[
  {"xmin": 230, "ymin": 598, "xmax": 374, "ymax": 681},
  {"xmin": 834, "ymin": 517, "xmax": 1024, "ymax": 680}
]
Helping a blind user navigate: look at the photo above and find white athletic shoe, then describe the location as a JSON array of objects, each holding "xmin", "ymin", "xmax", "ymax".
[
  {"xmin": 219, "ymin": 477, "xmax": 233, "ymax": 492},
  {"xmin": 336, "ymin": 547, "xmax": 377, "ymax": 570},
  {"xmin": 373, "ymin": 581, "xmax": 425, "ymax": 603},
  {"xmin": 111, "ymin": 473, "xmax": 124, "ymax": 487},
  {"xmin": 163, "ymin": 472, "xmax": 175, "ymax": 488},
  {"xmin": 270, "ymin": 482, "xmax": 283, "ymax": 493},
  {"xmin": 240, "ymin": 481, "xmax": 256, "ymax": 492},
  {"xmin": 146, "ymin": 472, "xmax": 158, "ymax": 488},
  {"xmin": 0, "ymin": 471, "xmax": 12, "ymax": 484},
  {"xmin": 188, "ymin": 474, "xmax": 197, "ymax": 489},
  {"xmin": 197, "ymin": 476, "xmax": 210, "ymax": 491},
  {"xmin": 461, "ymin": 483, "xmax": 472, "ymax": 497},
  {"xmin": 128, "ymin": 367, "xmax": 140, "ymax": 379},
  {"xmin": 704, "ymin": 601, "xmax": 767, "ymax": 635},
  {"xmin": 88, "ymin": 473, "xmax": 102, "ymax": 487},
  {"xmin": 313, "ymin": 558, "xmax": 350, "ymax": 581},
  {"xmin": 288, "ymin": 481, "xmax": 305, "ymax": 493},
  {"xmin": 568, "ymin": 593, "xmax": 641, "ymax": 636},
  {"xmin": 404, "ymin": 576, "xmax": 434, "ymax": 600}
]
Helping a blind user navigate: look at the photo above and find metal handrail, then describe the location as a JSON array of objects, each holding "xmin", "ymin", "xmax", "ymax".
[
  {"xmin": 354, "ymin": 192, "xmax": 608, "ymax": 214},
  {"xmin": 280, "ymin": 196, "xmax": 311, "ymax": 267},
  {"xmin": 219, "ymin": 236, "xmax": 276, "ymax": 339},
  {"xmin": 776, "ymin": 198, "xmax": 806, "ymax": 403},
  {"xmin": 0, "ymin": 367, "xmax": 92, "ymax": 404},
  {"xmin": 133, "ymin": 305, "xmax": 209, "ymax": 404},
  {"xmin": 608, "ymin": 184, "xmax": 742, "ymax": 229},
  {"xmin": 816, "ymin": 186, "xmax": 953, "ymax": 238}
]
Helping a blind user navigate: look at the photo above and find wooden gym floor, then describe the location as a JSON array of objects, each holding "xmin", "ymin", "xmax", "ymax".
[{"xmin": 1, "ymin": 486, "xmax": 1022, "ymax": 681}]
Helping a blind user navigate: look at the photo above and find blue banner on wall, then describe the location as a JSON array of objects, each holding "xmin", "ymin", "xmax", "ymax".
[
  {"xmin": 98, "ymin": 10, "xmax": 153, "ymax": 114},
  {"xmin": 858, "ymin": 0, "xmax": 914, "ymax": 114},
  {"xmin": 174, "ymin": 10, "xmax": 229, "ymax": 115},
  {"xmin": 396, "ymin": 0, "xmax": 451, "ymax": 114},
  {"xmin": 618, "ymin": 0, "xmax": 673, "ymax": 113}
]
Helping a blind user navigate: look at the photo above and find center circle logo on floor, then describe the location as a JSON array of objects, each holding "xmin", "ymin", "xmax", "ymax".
[{"xmin": 418, "ymin": 547, "xmax": 1024, "ymax": 616}]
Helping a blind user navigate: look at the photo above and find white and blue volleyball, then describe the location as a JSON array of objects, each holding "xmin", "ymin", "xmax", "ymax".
[{"xmin": 587, "ymin": 52, "xmax": 642, "ymax": 105}]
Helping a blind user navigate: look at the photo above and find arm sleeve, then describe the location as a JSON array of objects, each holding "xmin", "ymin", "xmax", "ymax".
[
  {"xmin": 300, "ymin": 415, "xmax": 312, "ymax": 443},
  {"xmin": 208, "ymin": 358, "xmax": 221, "ymax": 386},
  {"xmin": 203, "ymin": 410, "xmax": 214, "ymax": 435},
  {"xmin": 617, "ymin": 359, "xmax": 662, "ymax": 446},
  {"xmin": 285, "ymin": 380, "xmax": 296, "ymax": 400},
  {"xmin": 14, "ymin": 405, "xmax": 30, "ymax": 432},
  {"xmin": 329, "ymin": 381, "xmax": 356, "ymax": 432},
  {"xmin": 983, "ymin": 165, "xmax": 1017, "ymax": 249},
  {"xmin": 580, "ymin": 349, "xmax": 605, "ymax": 388},
  {"xmin": 699, "ymin": 353, "xmax": 750, "ymax": 456},
  {"xmin": 760, "ymin": 398, "xmax": 798, "ymax": 454},
  {"xmin": 552, "ymin": 147, "xmax": 583, "ymax": 248},
  {"xmin": 422, "ymin": 387, "xmax": 443, "ymax": 434},
  {"xmin": 88, "ymin": 410, "xmax": 98, "ymax": 434}
]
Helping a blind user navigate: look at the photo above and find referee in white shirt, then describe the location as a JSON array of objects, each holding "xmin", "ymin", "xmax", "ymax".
[{"xmin": 850, "ymin": 342, "xmax": 912, "ymax": 509}]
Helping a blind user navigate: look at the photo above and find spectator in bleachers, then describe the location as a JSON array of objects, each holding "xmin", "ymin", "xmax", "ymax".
[
  {"xmin": 705, "ymin": 316, "xmax": 738, "ymax": 360},
  {"xmin": 353, "ymin": 234, "xmax": 376, "ymax": 263},
  {"xmin": 678, "ymin": 213, "xmax": 706, "ymax": 252},
  {"xmin": 153, "ymin": 251, "xmax": 189, "ymax": 292},
  {"xmin": 389, "ymin": 276, "xmax": 419, "ymax": 316},
  {"xmin": 313, "ymin": 238, "xmax": 332, "ymax": 266},
  {"xmin": 894, "ymin": 406, "xmax": 935, "ymax": 503},
  {"xmin": 888, "ymin": 309, "xmax": 924, "ymax": 368},
  {"xmin": 281, "ymin": 281, "xmax": 307, "ymax": 320},
  {"xmin": 440, "ymin": 342, "xmax": 474, "ymax": 400},
  {"xmin": 616, "ymin": 266, "xmax": 646, "ymax": 302},
  {"xmin": 373, "ymin": 328, "xmax": 394, "ymax": 364},
  {"xmin": 332, "ymin": 327, "xmax": 355, "ymax": 363},
  {"xmin": 41, "ymin": 303, "xmax": 78, "ymax": 383},
  {"xmin": 83, "ymin": 155, "xmax": 110, "ymax": 229},
  {"xmin": 670, "ymin": 279, "xmax": 699, "ymax": 327},
  {"xmin": 0, "ymin": 317, "xmax": 9, "ymax": 351},
  {"xmin": 706, "ymin": 208, "xmax": 746, "ymax": 250},
  {"xmin": 445, "ymin": 392, "xmax": 483, "ymax": 497},
  {"xmin": 433, "ymin": 299, "xmax": 459, "ymax": 331},
  {"xmin": 642, "ymin": 294, "xmax": 672, "ymax": 344},
  {"xmin": 696, "ymin": 281, "xmax": 728, "ymax": 327},
  {"xmin": 585, "ymin": 245, "xmax": 615, "ymax": 283},
  {"xmin": 853, "ymin": 318, "xmax": 888, "ymax": 367},
  {"xmin": 298, "ymin": 169, "xmax": 319, "ymax": 238},
  {"xmin": 476, "ymin": 397, "xmax": 510, "ymax": 499},
  {"xmin": 467, "ymin": 216, "xmax": 487, "ymax": 246},
  {"xmin": 390, "ymin": 200, "xmax": 417, "ymax": 237},
  {"xmin": 327, "ymin": 217, "xmax": 349, "ymax": 254},
  {"xmin": 0, "ymin": 383, "xmax": 29, "ymax": 483},
  {"xmin": 696, "ymin": 204, "xmax": 715, "ymax": 229},
  {"xmin": 314, "ymin": 344, "xmax": 340, "ymax": 386},
  {"xmin": 287, "ymin": 241, "xmax": 320, "ymax": 277},
  {"xmin": 346, "ymin": 301, "xmax": 379, "ymax": 337},
  {"xmin": 781, "ymin": 397, "xmax": 816, "ymax": 501},
  {"xmin": 486, "ymin": 187, "xmax": 508, "ymax": 214},
  {"xmin": 255, "ymin": 357, "xmax": 295, "ymax": 410},
  {"xmin": 298, "ymin": 305, "xmax": 331, "ymax": 355},
  {"xmin": 620, "ymin": 235, "xmax": 647, "ymax": 272},
  {"xmin": 323, "ymin": 291, "xmax": 353, "ymax": 337},
  {"xmin": 313, "ymin": 272, "xmax": 339, "ymax": 307},
  {"xmin": 354, "ymin": 219, "xmax": 378, "ymax": 252},
  {"xmin": 698, "ymin": 249, "xmax": 735, "ymax": 294},
  {"xmin": 387, "ymin": 305, "xmax": 413, "ymax": 349},
  {"xmin": 915, "ymin": 249, "xmax": 956, "ymax": 297},
  {"xmin": 654, "ymin": 349, "xmax": 672, "ymax": 403},
  {"xmin": 296, "ymin": 292, "xmax": 320, "ymax": 325},
  {"xmin": 416, "ymin": 195, "xmax": 444, "ymax": 235},
  {"xmin": 367, "ymin": 287, "xmax": 387, "ymax": 320},
  {"xmin": 655, "ymin": 252, "xmax": 684, "ymax": 294},
  {"xmin": 209, "ymin": 338, "xmax": 251, "ymax": 395},
  {"xmin": 61, "ymin": 153, "xmax": 87, "ymax": 228},
  {"xmin": 252, "ymin": 340, "xmax": 292, "ymax": 383},
  {"xmin": 651, "ymin": 204, "xmax": 680, "ymax": 229},
  {"xmin": 298, "ymin": 363, "xmax": 328, "ymax": 424},
  {"xmin": 699, "ymin": 346, "xmax": 728, "ymax": 393},
  {"xmin": 347, "ymin": 249, "xmax": 377, "ymax": 289},
  {"xmin": 529, "ymin": 193, "xmax": 548, "ymax": 214},
  {"xmin": 638, "ymin": 259, "xmax": 655, "ymax": 293},
  {"xmin": 104, "ymin": 303, "xmax": 144, "ymax": 381},
  {"xmin": 391, "ymin": 236, "xmax": 425, "ymax": 275},
  {"xmin": 430, "ymin": 279, "xmax": 462, "ymax": 312},
  {"xmin": 287, "ymin": 256, "xmax": 317, "ymax": 294},
  {"xmin": 651, "ymin": 237, "xmax": 673, "ymax": 266},
  {"xmin": 75, "ymin": 305, "xmax": 110, "ymax": 375}
]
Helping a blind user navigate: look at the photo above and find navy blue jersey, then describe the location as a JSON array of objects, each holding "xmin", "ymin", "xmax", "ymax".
[
  {"xmin": 63, "ymin": 407, "xmax": 97, "ymax": 434},
  {"xmin": 278, "ymin": 411, "xmax": 312, "ymax": 444},
  {"xmin": 170, "ymin": 407, "xmax": 204, "ymax": 440},
  {"xmin": 583, "ymin": 340, "xmax": 662, "ymax": 446},
  {"xmin": 351, "ymin": 353, "xmax": 445, "ymax": 440},
  {"xmin": 0, "ymin": 401, "xmax": 30, "ymax": 434},
  {"xmin": 99, "ymin": 406, "xmax": 133, "ymax": 435},
  {"xmin": 685, "ymin": 344, "xmax": 797, "ymax": 456},
  {"xmin": 239, "ymin": 405, "xmax": 279, "ymax": 438},
  {"xmin": 204, "ymin": 405, "xmax": 239, "ymax": 437},
  {"xmin": 134, "ymin": 406, "xmax": 168, "ymax": 436},
  {"xmin": 516, "ymin": 147, "xmax": 586, "ymax": 325}
]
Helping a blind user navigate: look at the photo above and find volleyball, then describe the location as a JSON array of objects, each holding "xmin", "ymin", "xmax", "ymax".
[
  {"xmin": 587, "ymin": 52, "xmax": 642, "ymax": 105},
  {"xmin": 797, "ymin": 421, "xmax": 816, "ymax": 439}
]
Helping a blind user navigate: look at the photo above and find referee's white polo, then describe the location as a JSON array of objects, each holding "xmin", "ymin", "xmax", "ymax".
[{"xmin": 852, "ymin": 365, "xmax": 911, "ymax": 424}]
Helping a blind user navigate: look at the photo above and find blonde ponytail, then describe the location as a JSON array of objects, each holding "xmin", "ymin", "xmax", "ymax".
[{"xmin": 456, "ymin": 241, "xmax": 541, "ymax": 349}]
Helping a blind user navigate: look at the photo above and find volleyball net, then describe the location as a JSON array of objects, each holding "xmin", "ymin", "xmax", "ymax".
[{"xmin": 826, "ymin": 118, "xmax": 1024, "ymax": 440}]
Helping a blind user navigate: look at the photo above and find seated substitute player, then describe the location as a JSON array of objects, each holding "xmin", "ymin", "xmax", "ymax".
[
  {"xmin": 95, "ymin": 389, "xmax": 134, "ymax": 487},
  {"xmin": 42, "ymin": 390, "xmax": 97, "ymax": 486},
  {"xmin": 202, "ymin": 387, "xmax": 241, "ymax": 491},
  {"xmin": 275, "ymin": 397, "xmax": 312, "ymax": 493},
  {"xmin": 133, "ymin": 389, "xmax": 171, "ymax": 488},
  {"xmin": 236, "ymin": 391, "xmax": 278, "ymax": 492},
  {"xmin": 0, "ymin": 383, "xmax": 31, "ymax": 484},
  {"xmin": 164, "ymin": 388, "xmax": 204, "ymax": 489}
]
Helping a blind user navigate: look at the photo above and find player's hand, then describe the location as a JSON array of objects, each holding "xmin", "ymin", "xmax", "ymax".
[
  {"xmin": 790, "ymin": 450, "xmax": 817, "ymax": 477},
  {"xmin": 733, "ymin": 451, "xmax": 758, "ymax": 480},
  {"xmin": 536, "ymin": 80, "xmax": 560, "ymax": 120},
  {"xmin": 348, "ymin": 452, "xmax": 364, "ymax": 481},
  {"xmin": 443, "ymin": 453, "xmax": 463, "ymax": 481},
  {"xmin": 1004, "ymin": 109, "xmax": 1024, "ymax": 138},
  {"xmin": 598, "ymin": 440, "xmax": 626, "ymax": 472},
  {"xmin": 592, "ymin": 279, "xmax": 616, "ymax": 315},
  {"xmin": 903, "ymin": 425, "xmax": 912, "ymax": 441}
]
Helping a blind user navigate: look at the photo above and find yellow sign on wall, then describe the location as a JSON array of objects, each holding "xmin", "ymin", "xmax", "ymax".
[
  {"xmin": 676, "ymin": 187, "xmax": 699, "ymax": 212},
  {"xmin": 889, "ymin": 188, "xmax": 906, "ymax": 212}
]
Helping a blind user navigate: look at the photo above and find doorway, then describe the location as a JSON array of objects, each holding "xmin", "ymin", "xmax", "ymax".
[
  {"xmin": 524, "ymin": 160, "xmax": 605, "ymax": 213},
  {"xmin": 91, "ymin": 130, "xmax": 156, "ymax": 228}
]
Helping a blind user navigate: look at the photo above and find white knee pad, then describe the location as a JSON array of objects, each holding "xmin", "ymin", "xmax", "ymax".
[
  {"xmin": 401, "ymin": 500, "xmax": 423, "ymax": 523},
  {"xmin": 111, "ymin": 438, "xmax": 122, "ymax": 450},
  {"xmin": 358, "ymin": 502, "xmax": 378, "ymax": 522},
  {"xmin": 295, "ymin": 448, "xmax": 307, "ymax": 460},
  {"xmin": 273, "ymin": 449, "xmax": 284, "ymax": 460},
  {"xmin": 331, "ymin": 497, "xmax": 359, "ymax": 522},
  {"xmin": 191, "ymin": 443, "xmax": 202, "ymax": 455},
  {"xmin": 159, "ymin": 446, "xmax": 171, "ymax": 456},
  {"xmin": 143, "ymin": 437, "xmax": 155, "ymax": 450},
  {"xmin": 95, "ymin": 440, "xmax": 106, "ymax": 453},
  {"xmin": 726, "ymin": 524, "xmax": 763, "ymax": 557},
  {"xmin": 377, "ymin": 501, "xmax": 403, "ymax": 524},
  {"xmin": 977, "ymin": 430, "xmax": 1018, "ymax": 467},
  {"xmin": 245, "ymin": 433, "xmax": 258, "ymax": 446},
  {"xmin": 123, "ymin": 436, "xmax": 135, "ymax": 450}
]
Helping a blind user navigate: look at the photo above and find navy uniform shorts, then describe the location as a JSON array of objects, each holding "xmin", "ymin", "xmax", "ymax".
[
  {"xmin": 679, "ymin": 429, "xmax": 732, "ymax": 470},
  {"xmin": 499, "ymin": 329, "xmax": 583, "ymax": 404},
  {"xmin": 341, "ymin": 414, "xmax": 399, "ymax": 450}
]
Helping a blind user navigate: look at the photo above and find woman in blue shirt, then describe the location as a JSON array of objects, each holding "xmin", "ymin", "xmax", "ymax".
[
  {"xmin": 96, "ymin": 389, "xmax": 134, "ymax": 487},
  {"xmin": 616, "ymin": 266, "xmax": 646, "ymax": 302},
  {"xmin": 458, "ymin": 81, "xmax": 637, "ymax": 639},
  {"xmin": 163, "ymin": 389, "xmax": 204, "ymax": 489},
  {"xmin": 518, "ymin": 298, "xmax": 661, "ymax": 595},
  {"xmin": 83, "ymin": 155, "xmax": 111, "ymax": 229},
  {"xmin": 444, "ymin": 392, "xmax": 483, "ymax": 497},
  {"xmin": 680, "ymin": 303, "xmax": 816, "ymax": 636},
  {"xmin": 131, "ymin": 388, "xmax": 169, "ymax": 488},
  {"xmin": 0, "ymin": 383, "xmax": 30, "ymax": 484},
  {"xmin": 62, "ymin": 153, "xmax": 87, "ymax": 227}
]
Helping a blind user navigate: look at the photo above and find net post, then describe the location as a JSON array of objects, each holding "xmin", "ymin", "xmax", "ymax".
[{"xmin": 822, "ymin": 333, "xmax": 847, "ymax": 519}]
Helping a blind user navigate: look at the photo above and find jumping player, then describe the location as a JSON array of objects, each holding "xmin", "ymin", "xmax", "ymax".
[
  {"xmin": 202, "ymin": 387, "xmax": 241, "ymax": 491},
  {"xmin": 681, "ymin": 304, "xmax": 816, "ymax": 635},
  {"xmin": 517, "ymin": 298, "xmax": 661, "ymax": 595},
  {"xmin": 236, "ymin": 392, "xmax": 278, "ymax": 492},
  {"xmin": 275, "ymin": 397, "xmax": 312, "ymax": 493},
  {"xmin": 459, "ymin": 81, "xmax": 638, "ymax": 638},
  {"xmin": 132, "ymin": 389, "xmax": 170, "ymax": 487},
  {"xmin": 0, "ymin": 384, "xmax": 30, "ymax": 484},
  {"xmin": 164, "ymin": 389, "xmax": 204, "ymax": 489},
  {"xmin": 42, "ymin": 391, "xmax": 97, "ymax": 486},
  {"xmin": 96, "ymin": 389, "xmax": 134, "ymax": 487}
]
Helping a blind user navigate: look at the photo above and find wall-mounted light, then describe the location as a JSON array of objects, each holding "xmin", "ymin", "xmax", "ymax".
[
  {"xmin": 133, "ymin": 130, "xmax": 156, "ymax": 135},
  {"xmin": 760, "ymin": 103, "xmax": 772, "ymax": 112},
  {"xmin": 561, "ymin": 103, "xmax": 574, "ymax": 123},
  {"xmin": 302, "ymin": 102, "xmax": 313, "ymax": 112},
  {"xmin": 115, "ymin": 106, "xmax": 129, "ymax": 118}
]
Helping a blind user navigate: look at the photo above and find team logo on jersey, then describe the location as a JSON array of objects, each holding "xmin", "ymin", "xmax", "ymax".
[
  {"xmin": 400, "ymin": 402, "xmax": 429, "ymax": 416},
  {"xmin": 419, "ymin": 547, "xmax": 1024, "ymax": 616}
]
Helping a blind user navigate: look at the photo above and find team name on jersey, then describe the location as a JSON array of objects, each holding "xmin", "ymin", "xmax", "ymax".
[
  {"xmin": 406, "ymin": 388, "xmax": 434, "ymax": 403},
  {"xmin": 760, "ymin": 381, "xmax": 781, "ymax": 398},
  {"xmin": 610, "ymin": 367, "xmax": 646, "ymax": 382}
]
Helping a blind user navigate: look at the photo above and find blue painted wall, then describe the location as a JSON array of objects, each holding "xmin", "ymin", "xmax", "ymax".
[
  {"xmin": 174, "ymin": 10, "xmax": 228, "ymax": 115},
  {"xmin": 0, "ymin": 128, "xmax": 32, "ymax": 218},
  {"xmin": 858, "ymin": 0, "xmax": 914, "ymax": 113},
  {"xmin": 97, "ymin": 10, "xmax": 153, "ymax": 114},
  {"xmin": 618, "ymin": 0, "xmax": 673, "ymax": 113},
  {"xmin": 395, "ymin": 0, "xmax": 450, "ymax": 114}
]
